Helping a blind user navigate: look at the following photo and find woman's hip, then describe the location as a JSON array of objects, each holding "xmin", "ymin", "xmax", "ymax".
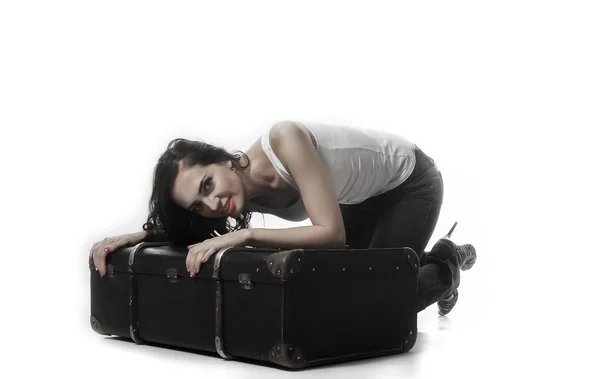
[
  {"xmin": 384, "ymin": 145, "xmax": 444, "ymax": 204},
  {"xmin": 340, "ymin": 147, "xmax": 444, "ymax": 222}
]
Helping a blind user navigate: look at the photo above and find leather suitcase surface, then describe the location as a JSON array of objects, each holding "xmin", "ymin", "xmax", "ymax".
[{"xmin": 89, "ymin": 242, "xmax": 419, "ymax": 369}]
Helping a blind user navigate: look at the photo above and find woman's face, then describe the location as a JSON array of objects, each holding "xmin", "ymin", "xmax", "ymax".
[{"xmin": 171, "ymin": 160, "xmax": 244, "ymax": 218}]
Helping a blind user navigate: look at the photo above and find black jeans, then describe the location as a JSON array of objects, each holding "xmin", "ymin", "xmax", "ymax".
[{"xmin": 340, "ymin": 145, "xmax": 457, "ymax": 312}]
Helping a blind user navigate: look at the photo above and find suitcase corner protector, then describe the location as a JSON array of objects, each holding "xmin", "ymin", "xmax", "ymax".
[
  {"xmin": 404, "ymin": 247, "xmax": 419, "ymax": 273},
  {"xmin": 266, "ymin": 249, "xmax": 304, "ymax": 279},
  {"xmin": 90, "ymin": 316, "xmax": 109, "ymax": 335},
  {"xmin": 268, "ymin": 343, "xmax": 305, "ymax": 369},
  {"xmin": 402, "ymin": 327, "xmax": 417, "ymax": 353}
]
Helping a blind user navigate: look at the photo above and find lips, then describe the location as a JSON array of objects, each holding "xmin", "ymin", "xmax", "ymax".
[{"xmin": 223, "ymin": 197, "xmax": 233, "ymax": 215}]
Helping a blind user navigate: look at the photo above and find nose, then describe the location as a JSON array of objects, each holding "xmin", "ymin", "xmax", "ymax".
[{"xmin": 204, "ymin": 197, "xmax": 221, "ymax": 213}]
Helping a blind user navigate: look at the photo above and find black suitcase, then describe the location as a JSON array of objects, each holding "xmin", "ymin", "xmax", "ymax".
[{"xmin": 89, "ymin": 242, "xmax": 419, "ymax": 369}]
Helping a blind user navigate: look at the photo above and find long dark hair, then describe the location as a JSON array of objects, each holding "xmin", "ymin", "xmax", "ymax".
[{"xmin": 142, "ymin": 138, "xmax": 252, "ymax": 246}]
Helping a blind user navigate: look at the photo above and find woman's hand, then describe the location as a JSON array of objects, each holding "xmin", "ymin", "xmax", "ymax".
[
  {"xmin": 89, "ymin": 231, "xmax": 146, "ymax": 277},
  {"xmin": 187, "ymin": 229, "xmax": 251, "ymax": 277}
]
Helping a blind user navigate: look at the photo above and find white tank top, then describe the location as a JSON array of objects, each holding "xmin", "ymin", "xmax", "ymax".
[{"xmin": 245, "ymin": 121, "xmax": 417, "ymax": 221}]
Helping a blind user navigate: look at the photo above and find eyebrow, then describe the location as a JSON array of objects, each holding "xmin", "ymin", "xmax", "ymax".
[{"xmin": 188, "ymin": 174, "xmax": 206, "ymax": 211}]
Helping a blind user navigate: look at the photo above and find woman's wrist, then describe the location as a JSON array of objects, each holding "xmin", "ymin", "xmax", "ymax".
[
  {"xmin": 242, "ymin": 228, "xmax": 253, "ymax": 246},
  {"xmin": 134, "ymin": 230, "xmax": 149, "ymax": 241}
]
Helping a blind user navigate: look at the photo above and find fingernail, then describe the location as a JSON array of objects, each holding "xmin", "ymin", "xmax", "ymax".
[
  {"xmin": 104, "ymin": 248, "xmax": 109, "ymax": 252},
  {"xmin": 202, "ymin": 258, "xmax": 206, "ymax": 262},
  {"xmin": 195, "ymin": 268, "xmax": 198, "ymax": 273},
  {"xmin": 95, "ymin": 267, "xmax": 98, "ymax": 271}
]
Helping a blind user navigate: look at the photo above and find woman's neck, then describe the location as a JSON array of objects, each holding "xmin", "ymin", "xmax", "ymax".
[{"xmin": 241, "ymin": 142, "xmax": 279, "ymax": 200}]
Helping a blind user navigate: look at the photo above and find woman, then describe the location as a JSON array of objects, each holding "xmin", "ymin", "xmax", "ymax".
[{"xmin": 89, "ymin": 120, "xmax": 476, "ymax": 315}]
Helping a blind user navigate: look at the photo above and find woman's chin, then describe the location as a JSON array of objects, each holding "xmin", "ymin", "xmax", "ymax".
[{"xmin": 234, "ymin": 200, "xmax": 243, "ymax": 217}]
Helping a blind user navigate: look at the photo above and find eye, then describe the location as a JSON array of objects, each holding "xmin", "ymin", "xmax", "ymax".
[{"xmin": 203, "ymin": 177, "xmax": 213, "ymax": 191}]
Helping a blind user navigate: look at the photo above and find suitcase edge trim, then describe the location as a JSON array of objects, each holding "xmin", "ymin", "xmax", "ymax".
[{"xmin": 90, "ymin": 316, "xmax": 108, "ymax": 335}]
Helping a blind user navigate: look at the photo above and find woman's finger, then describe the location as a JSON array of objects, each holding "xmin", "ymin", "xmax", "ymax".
[
  {"xmin": 192, "ymin": 247, "xmax": 217, "ymax": 276},
  {"xmin": 96, "ymin": 248, "xmax": 109, "ymax": 277},
  {"xmin": 202, "ymin": 247, "xmax": 219, "ymax": 264},
  {"xmin": 186, "ymin": 247, "xmax": 200, "ymax": 276},
  {"xmin": 92, "ymin": 249, "xmax": 99, "ymax": 274},
  {"xmin": 90, "ymin": 245, "xmax": 99, "ymax": 271},
  {"xmin": 91, "ymin": 235, "xmax": 139, "ymax": 276},
  {"xmin": 91, "ymin": 247, "xmax": 98, "ymax": 270},
  {"xmin": 96, "ymin": 237, "xmax": 117, "ymax": 277},
  {"xmin": 92, "ymin": 241, "xmax": 104, "ymax": 271},
  {"xmin": 191, "ymin": 248, "xmax": 205, "ymax": 276},
  {"xmin": 186, "ymin": 242, "xmax": 199, "ymax": 271},
  {"xmin": 186, "ymin": 248, "xmax": 196, "ymax": 274}
]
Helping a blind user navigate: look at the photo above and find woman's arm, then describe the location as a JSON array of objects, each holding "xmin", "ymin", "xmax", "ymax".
[
  {"xmin": 247, "ymin": 225, "xmax": 344, "ymax": 249},
  {"xmin": 249, "ymin": 121, "xmax": 346, "ymax": 249},
  {"xmin": 185, "ymin": 122, "xmax": 345, "ymax": 276}
]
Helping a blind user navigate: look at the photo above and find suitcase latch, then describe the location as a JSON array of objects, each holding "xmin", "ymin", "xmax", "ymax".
[
  {"xmin": 167, "ymin": 268, "xmax": 179, "ymax": 283},
  {"xmin": 106, "ymin": 264, "xmax": 116, "ymax": 278},
  {"xmin": 238, "ymin": 273, "xmax": 253, "ymax": 290}
]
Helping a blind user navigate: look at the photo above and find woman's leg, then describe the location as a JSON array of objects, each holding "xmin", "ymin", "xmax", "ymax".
[
  {"xmin": 368, "ymin": 166, "xmax": 455, "ymax": 312},
  {"xmin": 368, "ymin": 165, "xmax": 444, "ymax": 264},
  {"xmin": 339, "ymin": 196, "xmax": 384, "ymax": 249},
  {"xmin": 340, "ymin": 146, "xmax": 459, "ymax": 312}
]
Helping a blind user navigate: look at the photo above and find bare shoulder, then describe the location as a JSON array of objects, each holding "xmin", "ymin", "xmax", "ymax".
[
  {"xmin": 269, "ymin": 120, "xmax": 317, "ymax": 151},
  {"xmin": 266, "ymin": 121, "xmax": 345, "ymax": 244}
]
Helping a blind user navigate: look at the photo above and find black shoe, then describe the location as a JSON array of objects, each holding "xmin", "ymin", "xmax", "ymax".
[
  {"xmin": 438, "ymin": 289, "xmax": 458, "ymax": 316},
  {"xmin": 433, "ymin": 222, "xmax": 477, "ymax": 271},
  {"xmin": 433, "ymin": 222, "xmax": 476, "ymax": 316}
]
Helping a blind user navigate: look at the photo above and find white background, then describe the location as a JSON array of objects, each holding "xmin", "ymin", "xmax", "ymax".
[{"xmin": 1, "ymin": 1, "xmax": 598, "ymax": 377}]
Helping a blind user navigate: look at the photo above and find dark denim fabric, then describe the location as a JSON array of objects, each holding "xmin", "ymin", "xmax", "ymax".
[{"xmin": 339, "ymin": 145, "xmax": 457, "ymax": 312}]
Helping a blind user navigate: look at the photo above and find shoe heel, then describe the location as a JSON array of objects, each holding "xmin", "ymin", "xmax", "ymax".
[{"xmin": 442, "ymin": 222, "xmax": 458, "ymax": 240}]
